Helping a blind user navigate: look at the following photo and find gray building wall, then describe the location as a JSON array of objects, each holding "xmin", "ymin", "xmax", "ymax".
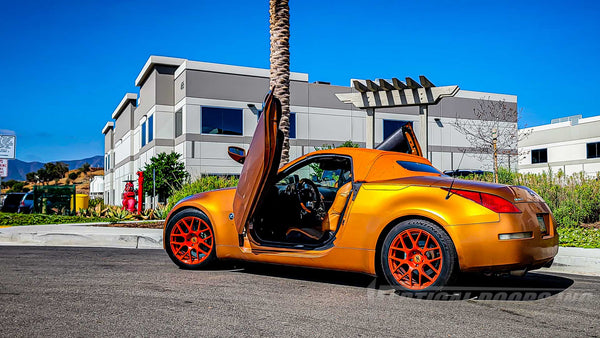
[
  {"xmin": 104, "ymin": 129, "xmax": 113, "ymax": 151},
  {"xmin": 135, "ymin": 70, "xmax": 157, "ymax": 120},
  {"xmin": 113, "ymin": 103, "xmax": 135, "ymax": 141}
]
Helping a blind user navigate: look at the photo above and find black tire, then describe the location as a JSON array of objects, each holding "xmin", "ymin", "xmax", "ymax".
[
  {"xmin": 381, "ymin": 219, "xmax": 456, "ymax": 292},
  {"xmin": 164, "ymin": 209, "xmax": 217, "ymax": 269}
]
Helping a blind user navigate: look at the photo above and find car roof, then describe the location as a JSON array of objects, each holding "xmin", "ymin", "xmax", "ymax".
[{"xmin": 281, "ymin": 147, "xmax": 435, "ymax": 182}]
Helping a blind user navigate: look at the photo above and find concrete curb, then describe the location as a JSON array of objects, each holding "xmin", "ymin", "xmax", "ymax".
[
  {"xmin": 545, "ymin": 246, "xmax": 600, "ymax": 276},
  {"xmin": 0, "ymin": 225, "xmax": 163, "ymax": 249}
]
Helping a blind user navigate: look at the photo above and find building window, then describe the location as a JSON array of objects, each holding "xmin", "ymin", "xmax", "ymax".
[
  {"xmin": 383, "ymin": 119, "xmax": 410, "ymax": 140},
  {"xmin": 175, "ymin": 109, "xmax": 183, "ymax": 137},
  {"xmin": 289, "ymin": 112, "xmax": 296, "ymax": 139},
  {"xmin": 202, "ymin": 107, "xmax": 243, "ymax": 135},
  {"xmin": 141, "ymin": 121, "xmax": 147, "ymax": 147},
  {"xmin": 587, "ymin": 142, "xmax": 600, "ymax": 159},
  {"xmin": 148, "ymin": 115, "xmax": 154, "ymax": 142},
  {"xmin": 531, "ymin": 148, "xmax": 548, "ymax": 164}
]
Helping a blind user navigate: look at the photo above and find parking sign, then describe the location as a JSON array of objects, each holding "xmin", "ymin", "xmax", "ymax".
[
  {"xmin": 0, "ymin": 135, "xmax": 16, "ymax": 159},
  {"xmin": 0, "ymin": 159, "xmax": 7, "ymax": 178}
]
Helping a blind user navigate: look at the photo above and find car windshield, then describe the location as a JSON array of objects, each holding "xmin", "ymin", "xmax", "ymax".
[{"xmin": 278, "ymin": 157, "xmax": 352, "ymax": 188}]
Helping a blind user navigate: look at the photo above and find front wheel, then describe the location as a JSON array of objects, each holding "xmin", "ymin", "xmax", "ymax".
[
  {"xmin": 381, "ymin": 219, "xmax": 456, "ymax": 292},
  {"xmin": 165, "ymin": 209, "xmax": 217, "ymax": 269}
]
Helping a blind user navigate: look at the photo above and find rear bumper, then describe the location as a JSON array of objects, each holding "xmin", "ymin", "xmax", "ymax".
[{"xmin": 445, "ymin": 202, "xmax": 559, "ymax": 272}]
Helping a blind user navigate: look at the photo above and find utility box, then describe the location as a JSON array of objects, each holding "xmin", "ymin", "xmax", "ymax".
[{"xmin": 71, "ymin": 194, "xmax": 89, "ymax": 211}]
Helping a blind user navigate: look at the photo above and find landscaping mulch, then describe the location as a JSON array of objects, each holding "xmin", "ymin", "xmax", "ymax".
[{"xmin": 103, "ymin": 221, "xmax": 164, "ymax": 229}]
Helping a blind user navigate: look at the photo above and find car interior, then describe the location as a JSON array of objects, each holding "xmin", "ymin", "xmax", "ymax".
[{"xmin": 251, "ymin": 156, "xmax": 353, "ymax": 247}]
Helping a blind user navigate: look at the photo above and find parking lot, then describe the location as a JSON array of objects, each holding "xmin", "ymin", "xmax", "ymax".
[{"xmin": 0, "ymin": 246, "xmax": 598, "ymax": 337}]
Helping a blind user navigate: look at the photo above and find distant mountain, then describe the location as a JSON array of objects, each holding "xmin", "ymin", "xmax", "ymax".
[{"xmin": 4, "ymin": 155, "xmax": 103, "ymax": 181}]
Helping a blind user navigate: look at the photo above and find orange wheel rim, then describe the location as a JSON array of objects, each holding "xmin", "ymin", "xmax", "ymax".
[
  {"xmin": 170, "ymin": 216, "xmax": 214, "ymax": 265},
  {"xmin": 388, "ymin": 228, "xmax": 443, "ymax": 290}
]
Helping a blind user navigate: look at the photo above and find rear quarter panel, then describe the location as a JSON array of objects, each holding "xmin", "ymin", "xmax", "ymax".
[{"xmin": 337, "ymin": 183, "xmax": 499, "ymax": 259}]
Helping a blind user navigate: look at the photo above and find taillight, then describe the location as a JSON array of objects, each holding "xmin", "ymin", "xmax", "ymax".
[{"xmin": 443, "ymin": 188, "xmax": 521, "ymax": 213}]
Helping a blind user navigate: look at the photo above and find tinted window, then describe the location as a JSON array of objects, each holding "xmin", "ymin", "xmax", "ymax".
[
  {"xmin": 383, "ymin": 120, "xmax": 410, "ymax": 140},
  {"xmin": 148, "ymin": 115, "xmax": 154, "ymax": 142},
  {"xmin": 5, "ymin": 194, "xmax": 25, "ymax": 203},
  {"xmin": 397, "ymin": 161, "xmax": 441, "ymax": 174},
  {"xmin": 141, "ymin": 121, "xmax": 147, "ymax": 147},
  {"xmin": 289, "ymin": 112, "xmax": 296, "ymax": 139},
  {"xmin": 531, "ymin": 148, "xmax": 547, "ymax": 164},
  {"xmin": 587, "ymin": 142, "xmax": 600, "ymax": 159},
  {"xmin": 202, "ymin": 107, "xmax": 243, "ymax": 135},
  {"xmin": 175, "ymin": 109, "xmax": 183, "ymax": 137}
]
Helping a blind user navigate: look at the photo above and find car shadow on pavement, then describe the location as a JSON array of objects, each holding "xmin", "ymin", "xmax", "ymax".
[
  {"xmin": 413, "ymin": 272, "xmax": 576, "ymax": 301},
  {"xmin": 235, "ymin": 262, "xmax": 378, "ymax": 288},
  {"xmin": 233, "ymin": 262, "xmax": 575, "ymax": 301}
]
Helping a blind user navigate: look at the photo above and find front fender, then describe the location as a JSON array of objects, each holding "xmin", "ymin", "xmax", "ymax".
[{"xmin": 163, "ymin": 188, "xmax": 239, "ymax": 252}]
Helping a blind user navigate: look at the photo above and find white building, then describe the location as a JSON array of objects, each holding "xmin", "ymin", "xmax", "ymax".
[
  {"xmin": 89, "ymin": 175, "xmax": 104, "ymax": 199},
  {"xmin": 102, "ymin": 55, "xmax": 518, "ymax": 205},
  {"xmin": 519, "ymin": 115, "xmax": 600, "ymax": 175}
]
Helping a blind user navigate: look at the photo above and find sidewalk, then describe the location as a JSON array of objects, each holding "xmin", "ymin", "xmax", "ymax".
[
  {"xmin": 1, "ymin": 224, "xmax": 599, "ymax": 276},
  {"xmin": 0, "ymin": 224, "xmax": 162, "ymax": 249},
  {"xmin": 545, "ymin": 246, "xmax": 600, "ymax": 276}
]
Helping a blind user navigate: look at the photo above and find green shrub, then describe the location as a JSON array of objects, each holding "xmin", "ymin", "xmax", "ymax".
[
  {"xmin": 465, "ymin": 168, "xmax": 600, "ymax": 229},
  {"xmin": 558, "ymin": 227, "xmax": 600, "ymax": 248},
  {"xmin": 0, "ymin": 212, "xmax": 119, "ymax": 226},
  {"xmin": 166, "ymin": 176, "xmax": 239, "ymax": 212},
  {"xmin": 88, "ymin": 198, "xmax": 105, "ymax": 209}
]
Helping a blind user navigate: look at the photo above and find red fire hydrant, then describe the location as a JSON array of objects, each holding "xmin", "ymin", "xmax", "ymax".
[{"xmin": 121, "ymin": 180, "xmax": 137, "ymax": 212}]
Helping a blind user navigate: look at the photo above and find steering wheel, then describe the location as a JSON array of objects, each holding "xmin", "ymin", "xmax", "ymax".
[{"xmin": 295, "ymin": 178, "xmax": 322, "ymax": 214}]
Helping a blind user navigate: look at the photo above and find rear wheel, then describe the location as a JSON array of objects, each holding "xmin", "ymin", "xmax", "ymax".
[
  {"xmin": 381, "ymin": 219, "xmax": 456, "ymax": 292},
  {"xmin": 165, "ymin": 209, "xmax": 217, "ymax": 269}
]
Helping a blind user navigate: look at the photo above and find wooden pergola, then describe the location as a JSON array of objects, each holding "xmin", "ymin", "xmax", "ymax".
[{"xmin": 336, "ymin": 76, "xmax": 459, "ymax": 159}]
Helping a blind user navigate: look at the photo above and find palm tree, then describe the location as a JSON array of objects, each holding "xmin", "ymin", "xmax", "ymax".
[{"xmin": 269, "ymin": 0, "xmax": 291, "ymax": 165}]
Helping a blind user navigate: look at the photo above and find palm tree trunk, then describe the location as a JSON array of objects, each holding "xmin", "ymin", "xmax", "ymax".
[{"xmin": 269, "ymin": 0, "xmax": 291, "ymax": 166}]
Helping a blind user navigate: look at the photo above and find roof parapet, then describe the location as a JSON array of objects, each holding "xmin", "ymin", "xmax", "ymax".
[
  {"xmin": 111, "ymin": 93, "xmax": 138, "ymax": 120},
  {"xmin": 102, "ymin": 122, "xmax": 114, "ymax": 135},
  {"xmin": 135, "ymin": 56, "xmax": 185, "ymax": 87}
]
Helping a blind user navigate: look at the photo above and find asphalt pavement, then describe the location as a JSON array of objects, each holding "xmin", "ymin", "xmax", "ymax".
[{"xmin": 1, "ymin": 246, "xmax": 598, "ymax": 337}]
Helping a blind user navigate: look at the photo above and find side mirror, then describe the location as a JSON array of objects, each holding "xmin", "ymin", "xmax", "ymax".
[{"xmin": 228, "ymin": 146, "xmax": 246, "ymax": 164}]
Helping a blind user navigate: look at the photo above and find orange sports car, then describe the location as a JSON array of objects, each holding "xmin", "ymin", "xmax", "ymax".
[{"xmin": 163, "ymin": 91, "xmax": 558, "ymax": 292}]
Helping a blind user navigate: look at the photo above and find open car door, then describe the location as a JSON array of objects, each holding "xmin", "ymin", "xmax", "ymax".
[
  {"xmin": 232, "ymin": 91, "xmax": 282, "ymax": 234},
  {"xmin": 375, "ymin": 121, "xmax": 423, "ymax": 157}
]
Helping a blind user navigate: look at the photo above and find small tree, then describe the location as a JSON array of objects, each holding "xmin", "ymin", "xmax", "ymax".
[
  {"xmin": 314, "ymin": 140, "xmax": 360, "ymax": 151},
  {"xmin": 452, "ymin": 98, "xmax": 530, "ymax": 183},
  {"xmin": 79, "ymin": 163, "xmax": 91, "ymax": 177},
  {"xmin": 142, "ymin": 152, "xmax": 189, "ymax": 203},
  {"xmin": 7, "ymin": 181, "xmax": 25, "ymax": 193},
  {"xmin": 68, "ymin": 172, "xmax": 79, "ymax": 180},
  {"xmin": 26, "ymin": 172, "xmax": 38, "ymax": 184}
]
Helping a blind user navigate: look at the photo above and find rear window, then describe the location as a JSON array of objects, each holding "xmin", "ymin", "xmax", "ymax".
[
  {"xmin": 5, "ymin": 194, "xmax": 25, "ymax": 203},
  {"xmin": 25, "ymin": 194, "xmax": 34, "ymax": 200},
  {"xmin": 397, "ymin": 161, "xmax": 441, "ymax": 174}
]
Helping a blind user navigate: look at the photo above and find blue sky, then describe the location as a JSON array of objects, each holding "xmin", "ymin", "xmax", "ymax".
[{"xmin": 1, "ymin": 0, "xmax": 598, "ymax": 162}]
